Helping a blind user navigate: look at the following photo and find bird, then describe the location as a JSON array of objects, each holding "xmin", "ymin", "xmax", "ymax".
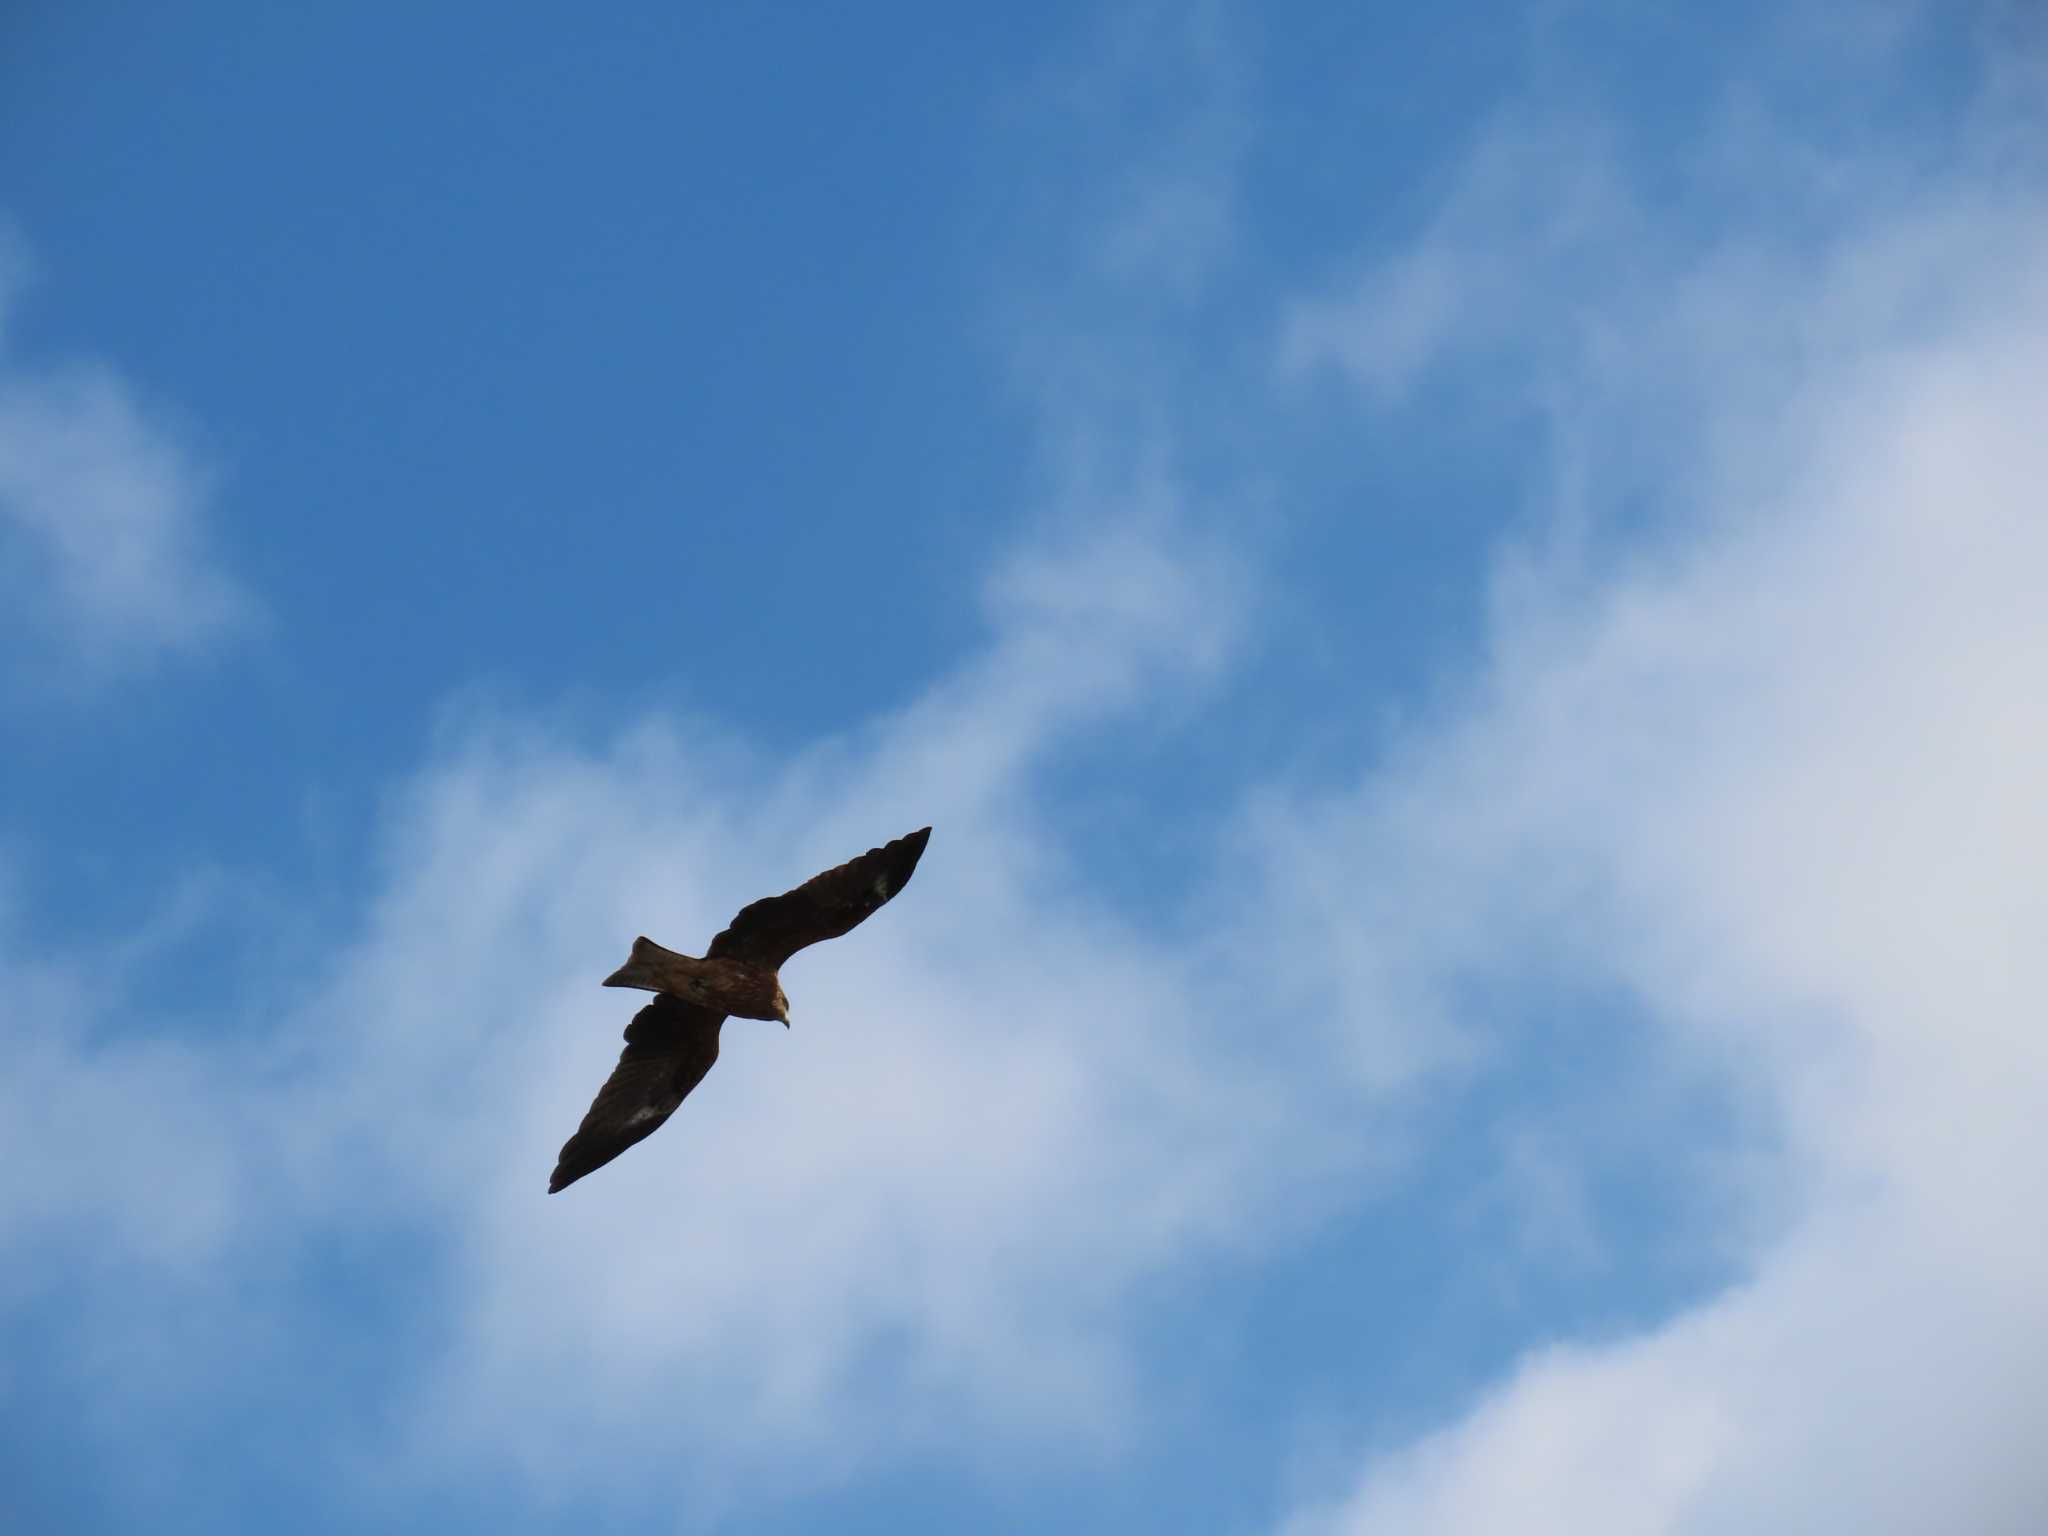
[{"xmin": 547, "ymin": 826, "xmax": 931, "ymax": 1193}]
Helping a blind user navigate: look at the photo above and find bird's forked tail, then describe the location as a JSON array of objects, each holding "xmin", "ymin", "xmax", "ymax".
[{"xmin": 603, "ymin": 935, "xmax": 687, "ymax": 993}]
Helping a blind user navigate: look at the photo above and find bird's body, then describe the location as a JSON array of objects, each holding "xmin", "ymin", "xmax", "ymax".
[
  {"xmin": 547, "ymin": 825, "xmax": 931, "ymax": 1193},
  {"xmin": 603, "ymin": 939, "xmax": 789, "ymax": 1022}
]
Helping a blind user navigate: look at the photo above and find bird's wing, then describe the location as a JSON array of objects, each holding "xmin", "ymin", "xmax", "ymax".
[
  {"xmin": 706, "ymin": 826, "xmax": 931, "ymax": 970},
  {"xmin": 547, "ymin": 994, "xmax": 724, "ymax": 1193}
]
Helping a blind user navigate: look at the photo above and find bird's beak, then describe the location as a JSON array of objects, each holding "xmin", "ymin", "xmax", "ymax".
[{"xmin": 778, "ymin": 1008, "xmax": 791, "ymax": 1029}]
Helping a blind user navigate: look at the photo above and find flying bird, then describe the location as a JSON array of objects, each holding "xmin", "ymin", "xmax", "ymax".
[{"xmin": 547, "ymin": 826, "xmax": 931, "ymax": 1193}]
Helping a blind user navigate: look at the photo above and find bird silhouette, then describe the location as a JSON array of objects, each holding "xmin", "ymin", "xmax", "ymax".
[{"xmin": 548, "ymin": 826, "xmax": 931, "ymax": 1193}]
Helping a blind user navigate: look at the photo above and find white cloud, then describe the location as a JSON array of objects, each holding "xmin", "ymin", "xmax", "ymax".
[
  {"xmin": 0, "ymin": 237, "xmax": 253, "ymax": 683},
  {"xmin": 1267, "ymin": 68, "xmax": 2048, "ymax": 1536},
  {"xmin": 1277, "ymin": 112, "xmax": 1636, "ymax": 409},
  {"xmin": 0, "ymin": 36, "xmax": 1288, "ymax": 1514},
  {"xmin": 336, "ymin": 519, "xmax": 1281, "ymax": 1483},
  {"xmin": 0, "ymin": 500, "xmax": 1330, "ymax": 1517},
  {"xmin": 12, "ymin": 12, "xmax": 2044, "ymax": 1531}
]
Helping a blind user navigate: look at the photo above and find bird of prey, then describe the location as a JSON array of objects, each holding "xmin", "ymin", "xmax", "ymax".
[{"xmin": 547, "ymin": 826, "xmax": 931, "ymax": 1193}]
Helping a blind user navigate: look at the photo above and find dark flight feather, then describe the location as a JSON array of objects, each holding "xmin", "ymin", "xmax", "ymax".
[
  {"xmin": 548, "ymin": 995, "xmax": 724, "ymax": 1193},
  {"xmin": 706, "ymin": 826, "xmax": 931, "ymax": 970}
]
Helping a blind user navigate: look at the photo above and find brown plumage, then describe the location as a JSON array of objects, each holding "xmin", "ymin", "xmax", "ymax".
[{"xmin": 547, "ymin": 826, "xmax": 931, "ymax": 1193}]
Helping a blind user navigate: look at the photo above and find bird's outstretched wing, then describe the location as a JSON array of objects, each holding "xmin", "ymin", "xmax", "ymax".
[
  {"xmin": 548, "ymin": 994, "xmax": 724, "ymax": 1193},
  {"xmin": 706, "ymin": 826, "xmax": 931, "ymax": 970}
]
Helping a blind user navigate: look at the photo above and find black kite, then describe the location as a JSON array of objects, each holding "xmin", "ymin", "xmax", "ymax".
[{"xmin": 547, "ymin": 826, "xmax": 931, "ymax": 1193}]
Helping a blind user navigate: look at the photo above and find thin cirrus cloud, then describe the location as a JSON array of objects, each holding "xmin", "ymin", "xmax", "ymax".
[
  {"xmin": 0, "ymin": 235, "xmax": 254, "ymax": 687},
  {"xmin": 1264, "ymin": 68, "xmax": 2048, "ymax": 1536},
  {"xmin": 1277, "ymin": 112, "xmax": 1638, "ymax": 411}
]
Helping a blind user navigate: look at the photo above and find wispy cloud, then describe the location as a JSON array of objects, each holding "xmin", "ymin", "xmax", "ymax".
[
  {"xmin": 10, "ymin": 7, "xmax": 2043, "ymax": 1531},
  {"xmin": 1268, "ymin": 27, "xmax": 2048, "ymax": 1534},
  {"xmin": 0, "ymin": 501, "xmax": 1316, "ymax": 1523},
  {"xmin": 1278, "ymin": 111, "xmax": 1635, "ymax": 409},
  {"xmin": 0, "ymin": 27, "xmax": 1292, "ymax": 1506},
  {"xmin": 0, "ymin": 233, "xmax": 254, "ymax": 686}
]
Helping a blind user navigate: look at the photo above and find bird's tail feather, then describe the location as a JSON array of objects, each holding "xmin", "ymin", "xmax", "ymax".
[{"xmin": 603, "ymin": 935, "xmax": 686, "ymax": 992}]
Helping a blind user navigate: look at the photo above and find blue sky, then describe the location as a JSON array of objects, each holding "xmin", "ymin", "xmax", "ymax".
[{"xmin": 3, "ymin": 2, "xmax": 2044, "ymax": 1532}]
